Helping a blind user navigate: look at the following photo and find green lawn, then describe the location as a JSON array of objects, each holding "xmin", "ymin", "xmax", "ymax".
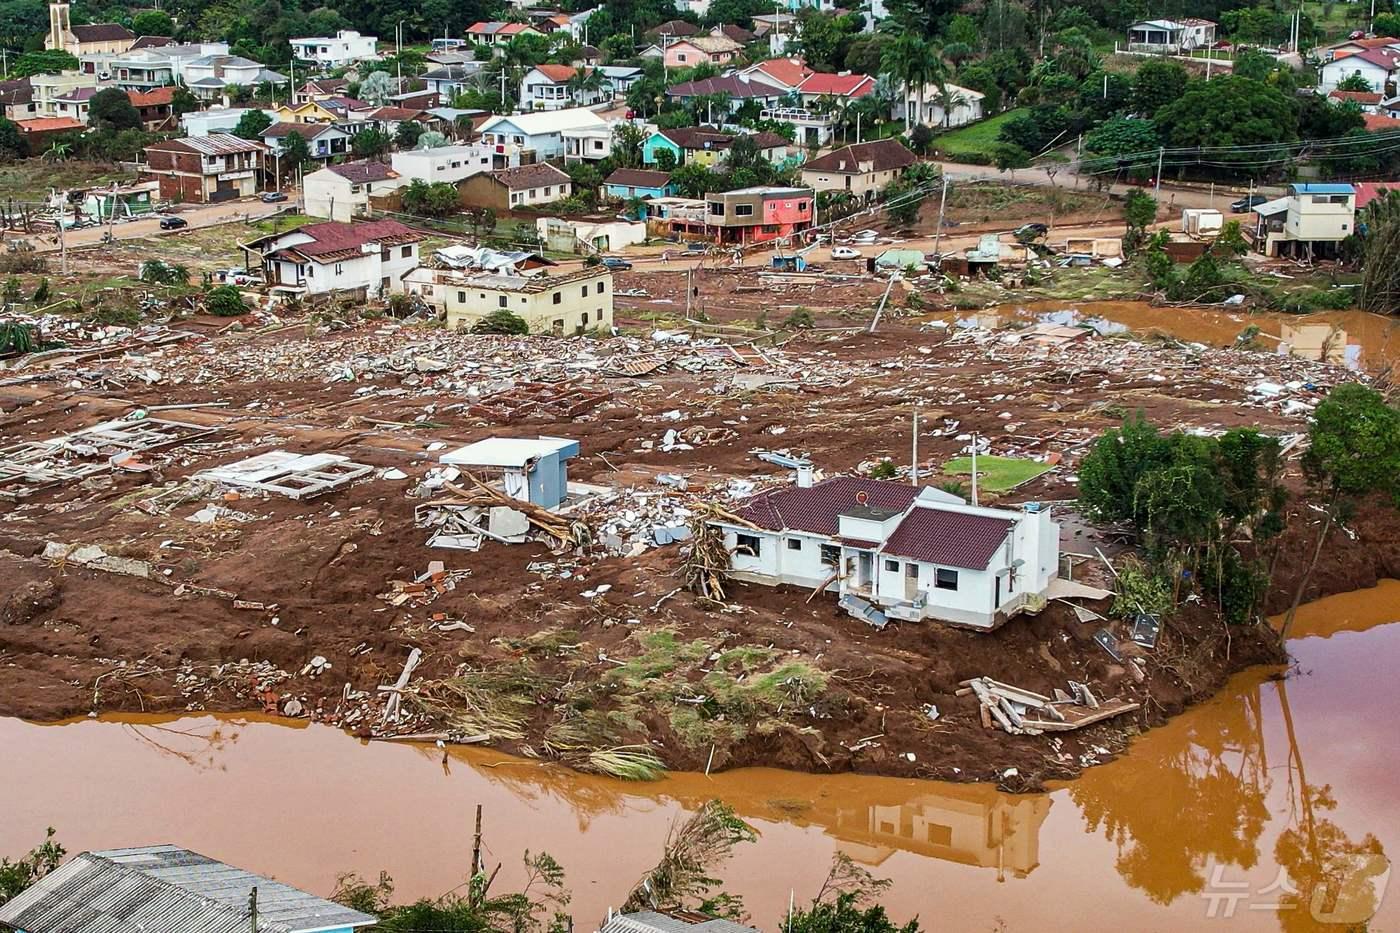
[
  {"xmin": 932, "ymin": 108, "xmax": 1029, "ymax": 161},
  {"xmin": 941, "ymin": 455, "xmax": 1054, "ymax": 492}
]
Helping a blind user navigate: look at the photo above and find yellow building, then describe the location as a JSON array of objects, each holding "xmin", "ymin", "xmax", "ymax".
[
  {"xmin": 271, "ymin": 100, "xmax": 345, "ymax": 124},
  {"xmin": 46, "ymin": 2, "xmax": 135, "ymax": 58},
  {"xmin": 437, "ymin": 268, "xmax": 614, "ymax": 336}
]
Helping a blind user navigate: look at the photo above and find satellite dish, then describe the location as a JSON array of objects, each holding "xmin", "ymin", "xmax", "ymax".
[{"xmin": 855, "ymin": 490, "xmax": 869, "ymax": 505}]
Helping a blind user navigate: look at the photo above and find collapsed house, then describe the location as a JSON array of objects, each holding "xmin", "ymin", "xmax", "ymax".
[{"xmin": 709, "ymin": 475, "xmax": 1060, "ymax": 630}]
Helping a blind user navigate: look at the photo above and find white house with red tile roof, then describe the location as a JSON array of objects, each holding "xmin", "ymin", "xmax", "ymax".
[
  {"xmin": 1319, "ymin": 47, "xmax": 1400, "ymax": 93},
  {"xmin": 243, "ymin": 219, "xmax": 425, "ymax": 298},
  {"xmin": 467, "ymin": 21, "xmax": 544, "ymax": 51},
  {"xmin": 710, "ymin": 475, "xmax": 1060, "ymax": 629},
  {"xmin": 520, "ymin": 64, "xmax": 606, "ymax": 110},
  {"xmin": 740, "ymin": 56, "xmax": 813, "ymax": 92},
  {"xmin": 794, "ymin": 71, "xmax": 876, "ymax": 106}
]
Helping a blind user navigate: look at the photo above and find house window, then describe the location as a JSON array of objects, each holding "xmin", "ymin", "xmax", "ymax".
[
  {"xmin": 596, "ymin": 281, "xmax": 605, "ymax": 294},
  {"xmin": 798, "ymin": 201, "xmax": 808, "ymax": 212},
  {"xmin": 580, "ymin": 286, "xmax": 588, "ymax": 297},
  {"xmin": 457, "ymin": 290, "xmax": 466, "ymax": 303},
  {"xmin": 819, "ymin": 543, "xmax": 840, "ymax": 565},
  {"xmin": 786, "ymin": 538, "xmax": 802, "ymax": 551},
  {"xmin": 935, "ymin": 568, "xmax": 959, "ymax": 591},
  {"xmin": 735, "ymin": 204, "xmax": 753, "ymax": 216},
  {"xmin": 334, "ymin": 262, "xmax": 343, "ymax": 274},
  {"xmin": 735, "ymin": 533, "xmax": 762, "ymax": 556},
  {"xmin": 677, "ymin": 52, "xmax": 688, "ymax": 62},
  {"xmin": 544, "ymin": 186, "xmax": 551, "ymax": 196},
  {"xmin": 581, "ymin": 311, "xmax": 589, "ymax": 324},
  {"xmin": 401, "ymin": 245, "xmax": 412, "ymax": 257},
  {"xmin": 498, "ymin": 295, "xmax": 508, "ymax": 308},
  {"xmin": 552, "ymin": 291, "xmax": 561, "ymax": 304},
  {"xmin": 708, "ymin": 201, "xmax": 725, "ymax": 216},
  {"xmin": 884, "ymin": 559, "xmax": 899, "ymax": 572}
]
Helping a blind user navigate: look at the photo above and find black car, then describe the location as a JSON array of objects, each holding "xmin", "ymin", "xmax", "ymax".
[
  {"xmin": 1013, "ymin": 222, "xmax": 1049, "ymax": 240},
  {"xmin": 158, "ymin": 216, "xmax": 187, "ymax": 230},
  {"xmin": 260, "ymin": 191, "xmax": 288, "ymax": 203},
  {"xmin": 600, "ymin": 257, "xmax": 632, "ymax": 270},
  {"xmin": 1230, "ymin": 194, "xmax": 1268, "ymax": 213}
]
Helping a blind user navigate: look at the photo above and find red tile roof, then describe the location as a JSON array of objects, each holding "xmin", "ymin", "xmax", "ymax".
[
  {"xmin": 1353, "ymin": 181, "xmax": 1400, "ymax": 208},
  {"xmin": 881, "ymin": 505, "xmax": 1015, "ymax": 570},
  {"xmin": 129, "ymin": 86, "xmax": 175, "ymax": 106},
  {"xmin": 295, "ymin": 219, "xmax": 421, "ymax": 254},
  {"xmin": 796, "ymin": 72, "xmax": 875, "ymax": 98},
  {"xmin": 16, "ymin": 117, "xmax": 85, "ymax": 133},
  {"xmin": 1329, "ymin": 89, "xmax": 1383, "ymax": 103},
  {"xmin": 737, "ymin": 476, "xmax": 922, "ymax": 536},
  {"xmin": 1364, "ymin": 113, "xmax": 1400, "ymax": 131},
  {"xmin": 749, "ymin": 57, "xmax": 812, "ymax": 88},
  {"xmin": 1350, "ymin": 47, "xmax": 1400, "ymax": 68},
  {"xmin": 533, "ymin": 64, "xmax": 577, "ymax": 82}
]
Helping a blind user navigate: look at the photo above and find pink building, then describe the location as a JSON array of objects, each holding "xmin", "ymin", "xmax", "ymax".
[
  {"xmin": 703, "ymin": 185, "xmax": 814, "ymax": 245},
  {"xmin": 664, "ymin": 35, "xmax": 743, "ymax": 68}
]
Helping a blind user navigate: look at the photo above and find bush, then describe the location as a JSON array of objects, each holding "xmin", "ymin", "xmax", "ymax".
[
  {"xmin": 869, "ymin": 458, "xmax": 897, "ymax": 479},
  {"xmin": 1110, "ymin": 557, "xmax": 1174, "ymax": 620},
  {"xmin": 781, "ymin": 307, "xmax": 814, "ymax": 329},
  {"xmin": 139, "ymin": 260, "xmax": 190, "ymax": 286},
  {"xmin": 205, "ymin": 285, "xmax": 248, "ymax": 317},
  {"xmin": 469, "ymin": 309, "xmax": 529, "ymax": 335}
]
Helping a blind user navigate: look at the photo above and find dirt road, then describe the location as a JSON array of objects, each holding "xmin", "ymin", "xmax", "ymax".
[{"xmin": 22, "ymin": 196, "xmax": 298, "ymax": 253}]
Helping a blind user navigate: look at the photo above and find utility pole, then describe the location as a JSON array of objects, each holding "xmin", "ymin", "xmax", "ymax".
[
  {"xmin": 249, "ymin": 887, "xmax": 258, "ymax": 933},
  {"xmin": 970, "ymin": 434, "xmax": 979, "ymax": 506},
  {"xmin": 1154, "ymin": 146, "xmax": 1164, "ymax": 202},
  {"xmin": 932, "ymin": 174, "xmax": 949, "ymax": 257},
  {"xmin": 910, "ymin": 408, "xmax": 919, "ymax": 486}
]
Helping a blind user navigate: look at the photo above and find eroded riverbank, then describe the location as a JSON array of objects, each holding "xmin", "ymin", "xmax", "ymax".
[{"xmin": 5, "ymin": 582, "xmax": 1398, "ymax": 930}]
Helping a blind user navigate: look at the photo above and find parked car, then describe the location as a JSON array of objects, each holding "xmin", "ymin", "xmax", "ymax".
[
  {"xmin": 158, "ymin": 216, "xmax": 187, "ymax": 230},
  {"xmin": 682, "ymin": 241, "xmax": 707, "ymax": 253},
  {"xmin": 1014, "ymin": 222, "xmax": 1049, "ymax": 241},
  {"xmin": 260, "ymin": 191, "xmax": 288, "ymax": 203},
  {"xmin": 600, "ymin": 257, "xmax": 632, "ymax": 270},
  {"xmin": 1230, "ymin": 194, "xmax": 1268, "ymax": 213},
  {"xmin": 830, "ymin": 245, "xmax": 863, "ymax": 260}
]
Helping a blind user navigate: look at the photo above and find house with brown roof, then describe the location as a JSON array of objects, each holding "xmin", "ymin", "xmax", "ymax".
[
  {"xmin": 461, "ymin": 162, "xmax": 573, "ymax": 211},
  {"xmin": 605, "ymin": 168, "xmax": 677, "ymax": 200},
  {"xmin": 142, "ymin": 133, "xmax": 265, "ymax": 203},
  {"xmin": 665, "ymin": 74, "xmax": 786, "ymax": 114},
  {"xmin": 303, "ymin": 161, "xmax": 403, "ymax": 221},
  {"xmin": 0, "ymin": 79, "xmax": 35, "ymax": 122},
  {"xmin": 242, "ymin": 218, "xmax": 425, "ymax": 298},
  {"xmin": 128, "ymin": 86, "xmax": 176, "ymax": 130},
  {"xmin": 709, "ymin": 474, "xmax": 1061, "ymax": 629},
  {"xmin": 800, "ymin": 138, "xmax": 919, "ymax": 198}
]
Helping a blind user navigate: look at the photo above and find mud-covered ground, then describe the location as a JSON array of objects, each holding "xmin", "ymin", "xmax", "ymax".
[{"xmin": 3, "ymin": 286, "xmax": 1397, "ymax": 787}]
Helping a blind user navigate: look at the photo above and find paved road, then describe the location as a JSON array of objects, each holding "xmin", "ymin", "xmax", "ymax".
[
  {"xmin": 932, "ymin": 159, "xmax": 1267, "ymax": 212},
  {"xmin": 23, "ymin": 195, "xmax": 300, "ymax": 253}
]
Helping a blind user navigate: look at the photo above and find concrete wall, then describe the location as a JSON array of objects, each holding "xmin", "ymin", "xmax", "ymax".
[{"xmin": 1286, "ymin": 195, "xmax": 1355, "ymax": 241}]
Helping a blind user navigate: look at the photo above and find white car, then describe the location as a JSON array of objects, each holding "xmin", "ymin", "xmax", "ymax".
[{"xmin": 830, "ymin": 246, "xmax": 863, "ymax": 260}]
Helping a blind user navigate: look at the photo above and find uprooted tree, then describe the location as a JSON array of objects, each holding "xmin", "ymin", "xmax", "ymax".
[
  {"xmin": 0, "ymin": 828, "xmax": 65, "ymax": 906},
  {"xmin": 622, "ymin": 800, "xmax": 757, "ymax": 918}
]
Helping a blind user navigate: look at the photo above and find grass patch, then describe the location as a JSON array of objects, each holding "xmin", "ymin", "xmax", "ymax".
[
  {"xmin": 0, "ymin": 161, "xmax": 134, "ymax": 202},
  {"xmin": 942, "ymin": 455, "xmax": 1054, "ymax": 492},
  {"xmin": 933, "ymin": 108, "xmax": 1029, "ymax": 161},
  {"xmin": 251, "ymin": 212, "xmax": 311, "ymax": 234}
]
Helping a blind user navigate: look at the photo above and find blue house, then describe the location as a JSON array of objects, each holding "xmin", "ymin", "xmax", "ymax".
[
  {"xmin": 605, "ymin": 167, "xmax": 678, "ymax": 200},
  {"xmin": 440, "ymin": 435, "xmax": 580, "ymax": 510},
  {"xmin": 0, "ymin": 844, "xmax": 377, "ymax": 933}
]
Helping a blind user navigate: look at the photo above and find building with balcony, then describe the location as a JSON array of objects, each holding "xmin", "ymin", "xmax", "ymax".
[
  {"xmin": 702, "ymin": 185, "xmax": 813, "ymax": 245},
  {"xmin": 243, "ymin": 218, "xmax": 425, "ymax": 298},
  {"xmin": 290, "ymin": 30, "xmax": 378, "ymax": 69},
  {"xmin": 142, "ymin": 133, "xmax": 266, "ymax": 203}
]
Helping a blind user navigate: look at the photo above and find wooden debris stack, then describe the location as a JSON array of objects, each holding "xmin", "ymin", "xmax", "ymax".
[{"xmin": 960, "ymin": 676, "xmax": 1140, "ymax": 736}]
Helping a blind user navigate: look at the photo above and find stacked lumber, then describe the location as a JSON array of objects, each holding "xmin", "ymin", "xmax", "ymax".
[{"xmin": 960, "ymin": 676, "xmax": 1140, "ymax": 736}]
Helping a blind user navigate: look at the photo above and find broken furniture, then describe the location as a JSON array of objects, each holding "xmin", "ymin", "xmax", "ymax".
[
  {"xmin": 439, "ymin": 436, "xmax": 578, "ymax": 510},
  {"xmin": 0, "ymin": 415, "xmax": 213, "ymax": 499},
  {"xmin": 195, "ymin": 450, "xmax": 373, "ymax": 500}
]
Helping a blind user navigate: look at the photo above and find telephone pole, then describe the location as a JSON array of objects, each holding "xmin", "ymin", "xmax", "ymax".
[
  {"xmin": 249, "ymin": 887, "xmax": 258, "ymax": 933},
  {"xmin": 472, "ymin": 804, "xmax": 484, "ymax": 878},
  {"xmin": 1153, "ymin": 146, "xmax": 1164, "ymax": 202}
]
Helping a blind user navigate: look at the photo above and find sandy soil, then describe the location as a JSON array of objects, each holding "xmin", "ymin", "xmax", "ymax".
[{"xmin": 2, "ymin": 286, "xmax": 1396, "ymax": 788}]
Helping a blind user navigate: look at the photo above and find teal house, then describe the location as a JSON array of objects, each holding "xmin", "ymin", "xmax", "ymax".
[{"xmin": 605, "ymin": 168, "xmax": 678, "ymax": 200}]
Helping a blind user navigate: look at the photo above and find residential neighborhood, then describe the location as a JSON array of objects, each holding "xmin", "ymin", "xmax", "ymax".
[{"xmin": 2, "ymin": 0, "xmax": 1400, "ymax": 927}]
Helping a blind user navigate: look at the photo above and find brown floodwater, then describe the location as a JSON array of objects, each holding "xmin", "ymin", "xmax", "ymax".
[
  {"xmin": 931, "ymin": 300, "xmax": 1400, "ymax": 372},
  {"xmin": 6, "ymin": 582, "xmax": 1400, "ymax": 931}
]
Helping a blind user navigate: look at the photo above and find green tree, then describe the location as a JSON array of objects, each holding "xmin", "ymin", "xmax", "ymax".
[
  {"xmin": 991, "ymin": 141, "xmax": 1030, "ymax": 174},
  {"xmin": 470, "ymin": 309, "xmax": 530, "ymax": 334},
  {"xmin": 205, "ymin": 285, "xmax": 249, "ymax": 317},
  {"xmin": 0, "ymin": 118, "xmax": 24, "ymax": 160},
  {"xmin": 1155, "ymin": 76, "xmax": 1298, "ymax": 171},
  {"xmin": 783, "ymin": 893, "xmax": 920, "ymax": 933},
  {"xmin": 11, "ymin": 50, "xmax": 78, "ymax": 78},
  {"xmin": 359, "ymin": 70, "xmax": 395, "ymax": 105},
  {"xmin": 280, "ymin": 131, "xmax": 311, "ymax": 172},
  {"xmin": 1124, "ymin": 187, "xmax": 1157, "ymax": 229},
  {"xmin": 882, "ymin": 34, "xmax": 942, "ymax": 128},
  {"xmin": 352, "ymin": 127, "xmax": 392, "ymax": 159},
  {"xmin": 395, "ymin": 120, "xmax": 424, "ymax": 149},
  {"xmin": 401, "ymin": 179, "xmax": 460, "ymax": 217},
  {"xmin": 170, "ymin": 86, "xmax": 200, "ymax": 117},
  {"xmin": 670, "ymin": 161, "xmax": 717, "ymax": 198},
  {"xmin": 131, "ymin": 9, "xmax": 175, "ymax": 35},
  {"xmin": 1131, "ymin": 59, "xmax": 1187, "ymax": 118},
  {"xmin": 88, "ymin": 88, "xmax": 142, "ymax": 132},
  {"xmin": 1281, "ymin": 385, "xmax": 1400, "ymax": 637},
  {"xmin": 417, "ymin": 130, "xmax": 448, "ymax": 149},
  {"xmin": 1336, "ymin": 73, "xmax": 1377, "ymax": 93},
  {"xmin": 1083, "ymin": 116, "xmax": 1158, "ymax": 168},
  {"xmin": 0, "ymin": 829, "xmax": 65, "ymax": 906},
  {"xmin": 1374, "ymin": 11, "xmax": 1400, "ymax": 36},
  {"xmin": 232, "ymin": 109, "xmax": 273, "ymax": 140}
]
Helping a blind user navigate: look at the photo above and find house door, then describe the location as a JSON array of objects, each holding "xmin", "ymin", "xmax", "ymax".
[
  {"xmin": 857, "ymin": 552, "xmax": 872, "ymax": 589},
  {"xmin": 994, "ymin": 574, "xmax": 1002, "ymax": 609},
  {"xmin": 904, "ymin": 563, "xmax": 919, "ymax": 601}
]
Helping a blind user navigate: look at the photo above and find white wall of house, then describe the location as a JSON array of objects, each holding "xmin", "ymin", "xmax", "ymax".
[
  {"xmin": 283, "ymin": 243, "xmax": 420, "ymax": 296},
  {"xmin": 1319, "ymin": 57, "xmax": 1393, "ymax": 93},
  {"xmin": 291, "ymin": 31, "xmax": 378, "ymax": 68},
  {"xmin": 1285, "ymin": 193, "xmax": 1355, "ymax": 241},
  {"xmin": 506, "ymin": 180, "xmax": 572, "ymax": 207},
  {"xmin": 391, "ymin": 144, "xmax": 493, "ymax": 183}
]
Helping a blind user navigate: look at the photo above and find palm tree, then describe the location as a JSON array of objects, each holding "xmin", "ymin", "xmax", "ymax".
[
  {"xmin": 43, "ymin": 141, "xmax": 71, "ymax": 162},
  {"xmin": 567, "ymin": 67, "xmax": 606, "ymax": 105},
  {"xmin": 882, "ymin": 36, "xmax": 942, "ymax": 130}
]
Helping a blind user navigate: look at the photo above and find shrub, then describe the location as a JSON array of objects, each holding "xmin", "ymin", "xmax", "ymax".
[
  {"xmin": 205, "ymin": 285, "xmax": 248, "ymax": 317},
  {"xmin": 869, "ymin": 459, "xmax": 897, "ymax": 479},
  {"xmin": 1110, "ymin": 557, "xmax": 1174, "ymax": 620},
  {"xmin": 470, "ymin": 309, "xmax": 529, "ymax": 335},
  {"xmin": 781, "ymin": 307, "xmax": 814, "ymax": 329}
]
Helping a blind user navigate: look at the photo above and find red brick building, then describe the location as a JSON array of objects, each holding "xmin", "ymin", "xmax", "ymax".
[{"xmin": 143, "ymin": 134, "xmax": 265, "ymax": 203}]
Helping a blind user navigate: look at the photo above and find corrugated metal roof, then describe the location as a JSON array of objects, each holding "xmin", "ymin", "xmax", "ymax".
[
  {"xmin": 600, "ymin": 910, "xmax": 759, "ymax": 933},
  {"xmin": 148, "ymin": 132, "xmax": 265, "ymax": 155},
  {"xmin": 881, "ymin": 504, "xmax": 1014, "ymax": 570},
  {"xmin": 0, "ymin": 846, "xmax": 374, "ymax": 933}
]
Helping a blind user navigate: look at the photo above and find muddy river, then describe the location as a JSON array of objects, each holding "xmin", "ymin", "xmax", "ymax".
[
  {"xmin": 933, "ymin": 301, "xmax": 1400, "ymax": 372},
  {"xmin": 6, "ymin": 582, "xmax": 1398, "ymax": 930}
]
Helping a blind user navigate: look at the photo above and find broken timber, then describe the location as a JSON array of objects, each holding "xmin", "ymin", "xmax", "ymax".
[{"xmin": 962, "ymin": 676, "xmax": 1137, "ymax": 736}]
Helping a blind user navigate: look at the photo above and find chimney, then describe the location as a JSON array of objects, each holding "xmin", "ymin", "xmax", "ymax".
[{"xmin": 795, "ymin": 461, "xmax": 814, "ymax": 488}]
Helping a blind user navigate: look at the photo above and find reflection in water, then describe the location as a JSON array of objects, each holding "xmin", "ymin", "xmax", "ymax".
[{"xmin": 4, "ymin": 584, "xmax": 1398, "ymax": 929}]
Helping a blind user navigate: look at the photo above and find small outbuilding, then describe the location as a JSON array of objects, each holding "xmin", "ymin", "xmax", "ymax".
[{"xmin": 440, "ymin": 435, "xmax": 579, "ymax": 509}]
